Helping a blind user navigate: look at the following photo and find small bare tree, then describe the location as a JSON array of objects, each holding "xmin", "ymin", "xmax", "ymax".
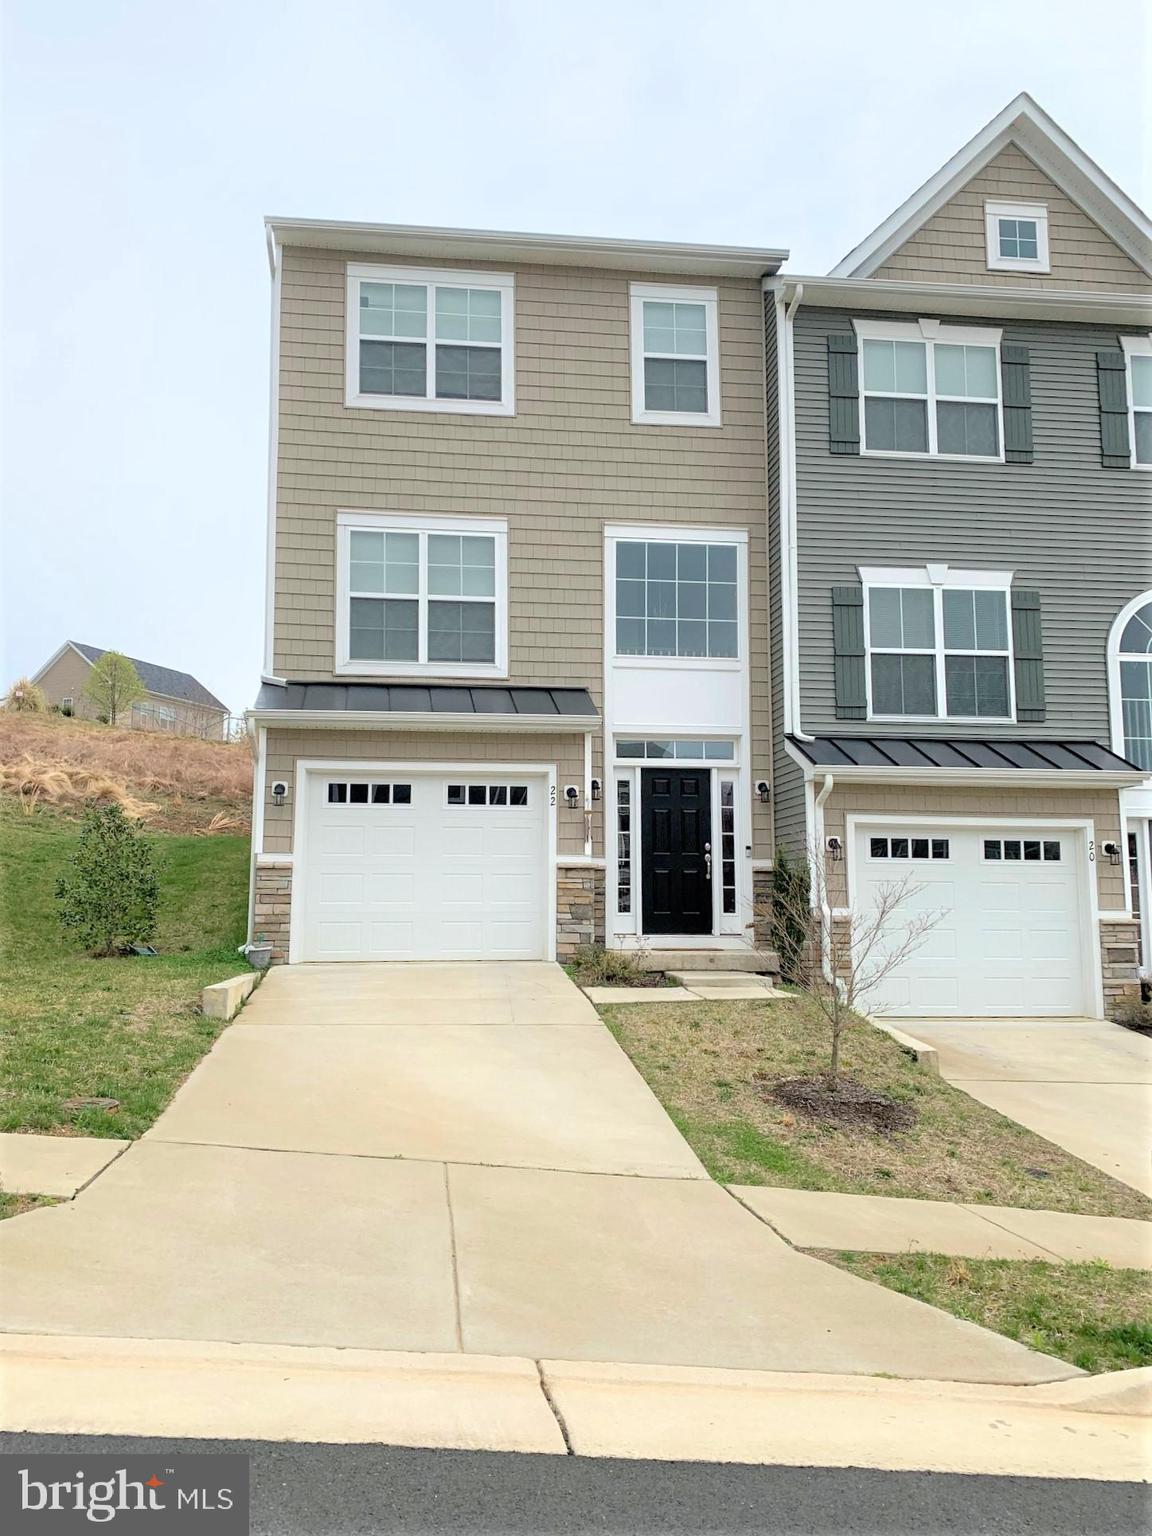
[{"xmin": 767, "ymin": 846, "xmax": 945, "ymax": 1088}]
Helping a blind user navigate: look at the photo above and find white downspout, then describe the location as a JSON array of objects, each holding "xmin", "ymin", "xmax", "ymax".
[
  {"xmin": 583, "ymin": 731, "xmax": 593, "ymax": 859},
  {"xmin": 769, "ymin": 278, "xmax": 813, "ymax": 745},
  {"xmin": 262, "ymin": 229, "xmax": 282, "ymax": 683},
  {"xmin": 813, "ymin": 772, "xmax": 835, "ymax": 981}
]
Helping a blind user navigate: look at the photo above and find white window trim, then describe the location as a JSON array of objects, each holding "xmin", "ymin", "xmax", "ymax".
[
  {"xmin": 605, "ymin": 523, "xmax": 747, "ymax": 672},
  {"xmin": 984, "ymin": 200, "xmax": 1051, "ymax": 274},
  {"xmin": 1122, "ymin": 334, "xmax": 1152, "ymax": 472},
  {"xmin": 335, "ymin": 509, "xmax": 509, "ymax": 679},
  {"xmin": 860, "ymin": 564, "xmax": 1016, "ymax": 724},
  {"xmin": 1107, "ymin": 590, "xmax": 1152, "ymax": 771},
  {"xmin": 853, "ymin": 317, "xmax": 1005, "ymax": 463},
  {"xmin": 629, "ymin": 282, "xmax": 721, "ymax": 428},
  {"xmin": 344, "ymin": 263, "xmax": 515, "ymax": 416}
]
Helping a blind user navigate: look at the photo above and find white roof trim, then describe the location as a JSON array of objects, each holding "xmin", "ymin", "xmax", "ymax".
[
  {"xmin": 266, "ymin": 217, "xmax": 788, "ymax": 278},
  {"xmin": 830, "ymin": 92, "xmax": 1152, "ymax": 280},
  {"xmin": 765, "ymin": 274, "xmax": 1152, "ymax": 328}
]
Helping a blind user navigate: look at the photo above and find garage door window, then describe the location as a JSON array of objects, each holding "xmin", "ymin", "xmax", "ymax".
[
  {"xmin": 983, "ymin": 838, "xmax": 1061, "ymax": 862},
  {"xmin": 327, "ymin": 781, "xmax": 412, "ymax": 804},
  {"xmin": 446, "ymin": 783, "xmax": 529, "ymax": 806},
  {"xmin": 868, "ymin": 836, "xmax": 950, "ymax": 860}
]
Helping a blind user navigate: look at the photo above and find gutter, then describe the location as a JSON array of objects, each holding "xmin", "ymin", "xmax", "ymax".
[{"xmin": 246, "ymin": 708, "xmax": 601, "ymax": 734}]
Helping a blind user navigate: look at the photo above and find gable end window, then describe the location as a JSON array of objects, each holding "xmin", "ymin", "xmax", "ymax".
[
  {"xmin": 630, "ymin": 284, "xmax": 721, "ymax": 428},
  {"xmin": 345, "ymin": 265, "xmax": 514, "ymax": 415},
  {"xmin": 862, "ymin": 568, "xmax": 1015, "ymax": 721},
  {"xmin": 984, "ymin": 201, "xmax": 1050, "ymax": 274},
  {"xmin": 854, "ymin": 320, "xmax": 1003, "ymax": 461},
  {"xmin": 336, "ymin": 512, "xmax": 508, "ymax": 678}
]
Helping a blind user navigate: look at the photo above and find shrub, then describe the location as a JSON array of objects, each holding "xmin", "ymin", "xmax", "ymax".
[
  {"xmin": 3, "ymin": 677, "xmax": 47, "ymax": 713},
  {"xmin": 770, "ymin": 848, "xmax": 811, "ymax": 984},
  {"xmin": 1110, "ymin": 989, "xmax": 1152, "ymax": 1032},
  {"xmin": 56, "ymin": 803, "xmax": 159, "ymax": 956},
  {"xmin": 569, "ymin": 944, "xmax": 658, "ymax": 986}
]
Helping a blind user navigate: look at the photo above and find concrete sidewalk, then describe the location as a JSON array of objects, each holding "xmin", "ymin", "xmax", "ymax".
[
  {"xmin": 0, "ymin": 963, "xmax": 1084, "ymax": 1394},
  {"xmin": 731, "ymin": 1186, "xmax": 1152, "ymax": 1268},
  {"xmin": 903, "ymin": 1019, "xmax": 1152, "ymax": 1197}
]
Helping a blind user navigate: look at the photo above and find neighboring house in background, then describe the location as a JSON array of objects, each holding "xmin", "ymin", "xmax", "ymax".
[
  {"xmin": 248, "ymin": 219, "xmax": 786, "ymax": 963},
  {"xmin": 33, "ymin": 642, "xmax": 229, "ymax": 740},
  {"xmin": 767, "ymin": 94, "xmax": 1152, "ymax": 1020}
]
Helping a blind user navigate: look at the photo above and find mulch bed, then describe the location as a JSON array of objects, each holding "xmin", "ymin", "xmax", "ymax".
[{"xmin": 761, "ymin": 1073, "xmax": 918, "ymax": 1134}]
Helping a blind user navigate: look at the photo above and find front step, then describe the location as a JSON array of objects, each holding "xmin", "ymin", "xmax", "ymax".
[
  {"xmin": 635, "ymin": 949, "xmax": 780, "ymax": 976},
  {"xmin": 666, "ymin": 971, "xmax": 781, "ymax": 995}
]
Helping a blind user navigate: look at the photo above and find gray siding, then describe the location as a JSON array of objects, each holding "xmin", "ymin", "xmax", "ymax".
[{"xmin": 792, "ymin": 306, "xmax": 1152, "ymax": 741}]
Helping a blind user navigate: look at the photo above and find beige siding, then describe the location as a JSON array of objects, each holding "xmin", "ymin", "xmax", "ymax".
[
  {"xmin": 821, "ymin": 782, "xmax": 1125, "ymax": 912},
  {"xmin": 272, "ymin": 246, "xmax": 772, "ymax": 855},
  {"xmin": 263, "ymin": 726, "xmax": 589, "ymax": 858},
  {"xmin": 874, "ymin": 145, "xmax": 1151, "ymax": 291},
  {"xmin": 35, "ymin": 649, "xmax": 97, "ymax": 718}
]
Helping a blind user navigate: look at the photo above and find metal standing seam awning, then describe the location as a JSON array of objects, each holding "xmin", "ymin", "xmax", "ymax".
[
  {"xmin": 786, "ymin": 734, "xmax": 1145, "ymax": 787},
  {"xmin": 248, "ymin": 681, "xmax": 600, "ymax": 732}
]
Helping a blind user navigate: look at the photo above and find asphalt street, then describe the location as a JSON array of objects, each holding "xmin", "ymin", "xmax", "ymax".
[{"xmin": 2, "ymin": 1435, "xmax": 1147, "ymax": 1535}]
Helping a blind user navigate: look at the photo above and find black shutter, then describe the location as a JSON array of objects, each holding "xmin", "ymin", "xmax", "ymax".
[
  {"xmin": 1000, "ymin": 345, "xmax": 1033, "ymax": 464},
  {"xmin": 832, "ymin": 586, "xmax": 867, "ymax": 719},
  {"xmin": 1011, "ymin": 589, "xmax": 1045, "ymax": 723},
  {"xmin": 828, "ymin": 334, "xmax": 860, "ymax": 455},
  {"xmin": 1097, "ymin": 351, "xmax": 1131, "ymax": 468}
]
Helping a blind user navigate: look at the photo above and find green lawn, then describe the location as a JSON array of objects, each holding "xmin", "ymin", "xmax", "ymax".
[
  {"xmin": 602, "ymin": 997, "xmax": 1152, "ymax": 1219},
  {"xmin": 0, "ymin": 800, "xmax": 251, "ymax": 1139},
  {"xmin": 820, "ymin": 1251, "xmax": 1152, "ymax": 1374}
]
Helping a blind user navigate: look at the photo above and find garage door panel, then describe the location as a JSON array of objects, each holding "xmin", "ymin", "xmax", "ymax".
[
  {"xmin": 301, "ymin": 772, "xmax": 548, "ymax": 962},
  {"xmin": 857, "ymin": 824, "xmax": 1088, "ymax": 1018}
]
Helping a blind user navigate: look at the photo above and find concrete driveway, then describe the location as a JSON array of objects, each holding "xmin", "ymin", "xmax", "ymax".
[
  {"xmin": 0, "ymin": 964, "xmax": 1078, "ymax": 1384},
  {"xmin": 905, "ymin": 1018, "xmax": 1152, "ymax": 1197}
]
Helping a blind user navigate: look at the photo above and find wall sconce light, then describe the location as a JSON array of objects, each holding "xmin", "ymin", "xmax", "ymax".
[
  {"xmin": 755, "ymin": 780, "xmax": 771, "ymax": 804},
  {"xmin": 563, "ymin": 785, "xmax": 580, "ymax": 809},
  {"xmin": 271, "ymin": 781, "xmax": 288, "ymax": 807},
  {"xmin": 826, "ymin": 835, "xmax": 843, "ymax": 861},
  {"xmin": 590, "ymin": 778, "xmax": 602, "ymax": 802},
  {"xmin": 1102, "ymin": 840, "xmax": 1122, "ymax": 867}
]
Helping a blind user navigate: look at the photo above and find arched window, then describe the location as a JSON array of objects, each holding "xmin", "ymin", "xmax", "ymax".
[{"xmin": 1111, "ymin": 596, "xmax": 1152, "ymax": 771}]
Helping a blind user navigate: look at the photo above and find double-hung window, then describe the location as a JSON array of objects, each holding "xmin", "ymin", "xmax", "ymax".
[
  {"xmin": 1123, "ymin": 337, "xmax": 1152, "ymax": 468},
  {"xmin": 336, "ymin": 512, "xmax": 508, "ymax": 677},
  {"xmin": 855, "ymin": 319, "xmax": 1003, "ymax": 460},
  {"xmin": 864, "ymin": 568, "xmax": 1014, "ymax": 721},
  {"xmin": 630, "ymin": 283, "xmax": 721, "ymax": 427},
  {"xmin": 345, "ymin": 265, "xmax": 514, "ymax": 415},
  {"xmin": 984, "ymin": 201, "xmax": 1050, "ymax": 274}
]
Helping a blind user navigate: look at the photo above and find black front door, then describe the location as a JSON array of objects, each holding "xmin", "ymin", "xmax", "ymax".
[{"xmin": 640, "ymin": 769, "xmax": 712, "ymax": 934}]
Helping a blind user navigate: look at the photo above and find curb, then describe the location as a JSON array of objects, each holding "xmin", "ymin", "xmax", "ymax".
[{"xmin": 1, "ymin": 1334, "xmax": 1147, "ymax": 1478}]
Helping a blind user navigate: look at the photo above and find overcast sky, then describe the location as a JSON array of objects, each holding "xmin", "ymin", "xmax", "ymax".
[{"xmin": 2, "ymin": 1, "xmax": 1148, "ymax": 714}]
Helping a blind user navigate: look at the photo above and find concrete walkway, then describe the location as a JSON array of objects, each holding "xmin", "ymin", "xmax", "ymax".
[
  {"xmin": 731, "ymin": 1187, "xmax": 1152, "ymax": 1268},
  {"xmin": 0, "ymin": 1132, "xmax": 128, "ymax": 1197},
  {"xmin": 0, "ymin": 963, "xmax": 1081, "ymax": 1386},
  {"xmin": 904, "ymin": 1018, "xmax": 1152, "ymax": 1197}
]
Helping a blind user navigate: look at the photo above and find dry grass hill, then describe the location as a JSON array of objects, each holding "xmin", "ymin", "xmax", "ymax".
[{"xmin": 0, "ymin": 712, "xmax": 252, "ymax": 833}]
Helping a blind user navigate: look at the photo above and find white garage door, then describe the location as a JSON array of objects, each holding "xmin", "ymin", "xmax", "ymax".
[
  {"xmin": 299, "ymin": 771, "xmax": 548, "ymax": 962},
  {"xmin": 855, "ymin": 825, "xmax": 1089, "ymax": 1018}
]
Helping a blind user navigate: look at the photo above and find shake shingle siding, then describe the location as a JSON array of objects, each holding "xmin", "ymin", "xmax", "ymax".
[{"xmin": 793, "ymin": 306, "xmax": 1152, "ymax": 741}]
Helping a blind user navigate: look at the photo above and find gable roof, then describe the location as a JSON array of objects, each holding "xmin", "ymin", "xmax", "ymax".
[
  {"xmin": 37, "ymin": 642, "xmax": 227, "ymax": 712},
  {"xmin": 830, "ymin": 92, "xmax": 1152, "ymax": 280}
]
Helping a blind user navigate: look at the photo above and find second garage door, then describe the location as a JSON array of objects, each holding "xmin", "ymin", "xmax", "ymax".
[
  {"xmin": 855, "ymin": 824, "xmax": 1090, "ymax": 1018},
  {"xmin": 299, "ymin": 770, "xmax": 548, "ymax": 962}
]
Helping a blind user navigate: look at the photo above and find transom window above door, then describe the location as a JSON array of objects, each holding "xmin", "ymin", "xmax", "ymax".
[
  {"xmin": 345, "ymin": 265, "xmax": 514, "ymax": 415},
  {"xmin": 854, "ymin": 319, "xmax": 1003, "ymax": 460},
  {"xmin": 864, "ymin": 570, "xmax": 1013, "ymax": 720},
  {"xmin": 337, "ymin": 513, "xmax": 507, "ymax": 677},
  {"xmin": 615, "ymin": 539, "xmax": 739, "ymax": 659},
  {"xmin": 630, "ymin": 283, "xmax": 721, "ymax": 427}
]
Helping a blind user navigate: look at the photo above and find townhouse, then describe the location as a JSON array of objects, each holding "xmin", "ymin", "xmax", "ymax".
[
  {"xmin": 247, "ymin": 94, "xmax": 1152, "ymax": 1021},
  {"xmin": 767, "ymin": 95, "xmax": 1152, "ymax": 1018},
  {"xmin": 249, "ymin": 225, "xmax": 786, "ymax": 963}
]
